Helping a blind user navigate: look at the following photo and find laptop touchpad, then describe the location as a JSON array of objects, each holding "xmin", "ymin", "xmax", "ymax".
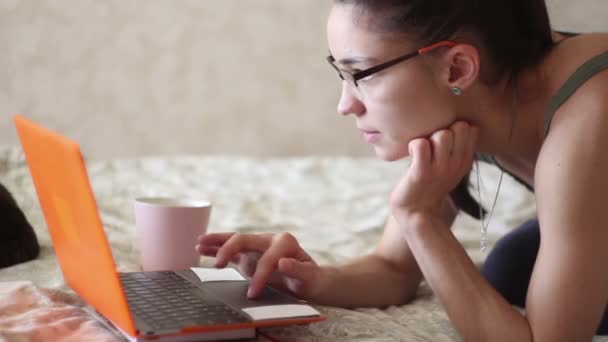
[{"xmin": 201, "ymin": 281, "xmax": 301, "ymax": 310}]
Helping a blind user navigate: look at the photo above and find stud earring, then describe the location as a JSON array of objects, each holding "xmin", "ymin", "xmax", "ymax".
[{"xmin": 451, "ymin": 87, "xmax": 462, "ymax": 96}]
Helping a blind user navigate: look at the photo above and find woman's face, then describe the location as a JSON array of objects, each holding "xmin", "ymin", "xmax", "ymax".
[{"xmin": 326, "ymin": 4, "xmax": 457, "ymax": 161}]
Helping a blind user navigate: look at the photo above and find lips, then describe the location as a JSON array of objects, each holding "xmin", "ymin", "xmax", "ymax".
[{"xmin": 358, "ymin": 128, "xmax": 381, "ymax": 143}]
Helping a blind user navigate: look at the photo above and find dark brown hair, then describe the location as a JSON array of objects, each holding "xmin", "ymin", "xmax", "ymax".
[{"xmin": 334, "ymin": 0, "xmax": 554, "ymax": 218}]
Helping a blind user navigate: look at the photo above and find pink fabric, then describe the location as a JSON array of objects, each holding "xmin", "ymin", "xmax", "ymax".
[{"xmin": 0, "ymin": 282, "xmax": 118, "ymax": 342}]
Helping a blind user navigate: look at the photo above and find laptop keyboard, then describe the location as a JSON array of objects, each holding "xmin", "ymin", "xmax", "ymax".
[{"xmin": 119, "ymin": 271, "xmax": 250, "ymax": 332}]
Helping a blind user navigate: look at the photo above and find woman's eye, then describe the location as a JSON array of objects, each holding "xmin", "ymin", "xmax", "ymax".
[{"xmin": 358, "ymin": 74, "xmax": 374, "ymax": 82}]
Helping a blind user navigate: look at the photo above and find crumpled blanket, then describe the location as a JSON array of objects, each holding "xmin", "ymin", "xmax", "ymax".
[
  {"xmin": 0, "ymin": 281, "xmax": 118, "ymax": 342},
  {"xmin": 1, "ymin": 146, "xmax": 607, "ymax": 341}
]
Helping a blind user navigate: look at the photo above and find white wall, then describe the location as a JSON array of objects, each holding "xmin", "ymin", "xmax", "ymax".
[{"xmin": 1, "ymin": 0, "xmax": 606, "ymax": 159}]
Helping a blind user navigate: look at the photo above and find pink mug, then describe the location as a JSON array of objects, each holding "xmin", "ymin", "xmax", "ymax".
[{"xmin": 133, "ymin": 197, "xmax": 212, "ymax": 271}]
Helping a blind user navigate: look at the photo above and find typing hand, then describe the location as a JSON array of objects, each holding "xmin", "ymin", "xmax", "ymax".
[{"xmin": 196, "ymin": 232, "xmax": 322, "ymax": 299}]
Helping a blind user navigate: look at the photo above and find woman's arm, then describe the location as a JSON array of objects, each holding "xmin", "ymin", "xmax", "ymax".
[
  {"xmin": 403, "ymin": 214, "xmax": 534, "ymax": 341},
  {"xmin": 398, "ymin": 75, "xmax": 608, "ymax": 341},
  {"xmin": 198, "ymin": 196, "xmax": 457, "ymax": 308},
  {"xmin": 526, "ymin": 70, "xmax": 608, "ymax": 341},
  {"xmin": 317, "ymin": 199, "xmax": 457, "ymax": 308}
]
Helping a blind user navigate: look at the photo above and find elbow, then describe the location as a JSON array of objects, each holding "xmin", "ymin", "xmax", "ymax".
[{"xmin": 372, "ymin": 254, "xmax": 422, "ymax": 306}]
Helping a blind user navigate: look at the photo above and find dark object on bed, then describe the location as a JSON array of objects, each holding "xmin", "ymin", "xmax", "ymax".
[{"xmin": 0, "ymin": 182, "xmax": 40, "ymax": 268}]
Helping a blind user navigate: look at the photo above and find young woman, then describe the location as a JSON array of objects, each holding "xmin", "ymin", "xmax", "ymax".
[{"xmin": 196, "ymin": 1, "xmax": 608, "ymax": 339}]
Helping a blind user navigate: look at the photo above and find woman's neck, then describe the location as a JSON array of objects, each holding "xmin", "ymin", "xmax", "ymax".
[
  {"xmin": 468, "ymin": 32, "xmax": 572, "ymax": 166},
  {"xmin": 463, "ymin": 65, "xmax": 551, "ymax": 167}
]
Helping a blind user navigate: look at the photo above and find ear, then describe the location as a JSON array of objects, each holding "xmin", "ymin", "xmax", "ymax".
[{"xmin": 441, "ymin": 44, "xmax": 480, "ymax": 91}]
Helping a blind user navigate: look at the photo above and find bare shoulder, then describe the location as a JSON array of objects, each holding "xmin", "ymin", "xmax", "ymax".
[
  {"xmin": 525, "ymin": 37, "xmax": 608, "ymax": 340},
  {"xmin": 542, "ymin": 33, "xmax": 608, "ymax": 99},
  {"xmin": 535, "ymin": 34, "xmax": 608, "ymax": 187},
  {"xmin": 539, "ymin": 33, "xmax": 608, "ymax": 144}
]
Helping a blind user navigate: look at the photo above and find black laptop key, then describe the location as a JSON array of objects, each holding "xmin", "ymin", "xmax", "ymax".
[{"xmin": 119, "ymin": 272, "xmax": 250, "ymax": 330}]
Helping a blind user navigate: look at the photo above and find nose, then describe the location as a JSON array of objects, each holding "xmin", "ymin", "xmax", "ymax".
[{"xmin": 337, "ymin": 82, "xmax": 365, "ymax": 117}]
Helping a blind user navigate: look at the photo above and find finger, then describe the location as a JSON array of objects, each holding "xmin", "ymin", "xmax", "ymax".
[
  {"xmin": 215, "ymin": 234, "xmax": 273, "ymax": 268},
  {"xmin": 195, "ymin": 244, "xmax": 220, "ymax": 256},
  {"xmin": 450, "ymin": 122, "xmax": 471, "ymax": 173},
  {"xmin": 196, "ymin": 244, "xmax": 244, "ymax": 267},
  {"xmin": 237, "ymin": 252, "xmax": 260, "ymax": 277},
  {"xmin": 430, "ymin": 129, "xmax": 454, "ymax": 167},
  {"xmin": 277, "ymin": 258, "xmax": 317, "ymax": 295},
  {"xmin": 198, "ymin": 232, "xmax": 235, "ymax": 245},
  {"xmin": 464, "ymin": 126, "xmax": 480, "ymax": 162},
  {"xmin": 408, "ymin": 138, "xmax": 432, "ymax": 182},
  {"xmin": 247, "ymin": 233, "xmax": 299, "ymax": 298},
  {"xmin": 450, "ymin": 121, "xmax": 470, "ymax": 160},
  {"xmin": 277, "ymin": 258, "xmax": 317, "ymax": 283}
]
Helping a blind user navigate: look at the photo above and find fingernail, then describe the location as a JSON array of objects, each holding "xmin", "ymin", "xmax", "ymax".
[{"xmin": 247, "ymin": 288, "xmax": 254, "ymax": 298}]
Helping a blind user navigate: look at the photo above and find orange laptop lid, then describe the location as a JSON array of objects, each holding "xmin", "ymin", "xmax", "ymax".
[{"xmin": 14, "ymin": 115, "xmax": 136, "ymax": 336}]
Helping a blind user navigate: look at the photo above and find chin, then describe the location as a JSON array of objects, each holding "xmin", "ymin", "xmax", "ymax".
[{"xmin": 373, "ymin": 146, "xmax": 408, "ymax": 162}]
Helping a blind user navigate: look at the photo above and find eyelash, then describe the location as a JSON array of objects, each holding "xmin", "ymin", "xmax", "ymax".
[{"xmin": 358, "ymin": 73, "xmax": 374, "ymax": 82}]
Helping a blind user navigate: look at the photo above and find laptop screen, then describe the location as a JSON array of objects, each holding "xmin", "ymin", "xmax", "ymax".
[{"xmin": 14, "ymin": 115, "xmax": 136, "ymax": 336}]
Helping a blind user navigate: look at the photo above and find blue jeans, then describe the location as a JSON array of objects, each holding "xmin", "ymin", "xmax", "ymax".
[{"xmin": 481, "ymin": 219, "xmax": 608, "ymax": 335}]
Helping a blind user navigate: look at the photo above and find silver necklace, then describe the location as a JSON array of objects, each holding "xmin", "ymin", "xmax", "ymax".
[{"xmin": 475, "ymin": 158, "xmax": 504, "ymax": 252}]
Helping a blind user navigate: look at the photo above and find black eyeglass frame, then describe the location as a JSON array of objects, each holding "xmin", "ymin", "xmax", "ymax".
[{"xmin": 327, "ymin": 40, "xmax": 458, "ymax": 87}]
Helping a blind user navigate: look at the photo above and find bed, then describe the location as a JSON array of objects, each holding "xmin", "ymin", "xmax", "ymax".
[{"xmin": 1, "ymin": 145, "xmax": 606, "ymax": 341}]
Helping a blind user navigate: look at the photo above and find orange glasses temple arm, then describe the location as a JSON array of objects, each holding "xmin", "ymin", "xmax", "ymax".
[{"xmin": 418, "ymin": 40, "xmax": 458, "ymax": 55}]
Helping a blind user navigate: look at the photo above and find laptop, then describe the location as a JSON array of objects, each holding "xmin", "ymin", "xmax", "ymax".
[{"xmin": 14, "ymin": 115, "xmax": 325, "ymax": 341}]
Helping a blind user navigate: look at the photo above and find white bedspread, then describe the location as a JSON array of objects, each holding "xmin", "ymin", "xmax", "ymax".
[{"xmin": 1, "ymin": 146, "xmax": 605, "ymax": 341}]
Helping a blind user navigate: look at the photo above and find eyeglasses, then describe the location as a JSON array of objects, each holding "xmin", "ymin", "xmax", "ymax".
[{"xmin": 326, "ymin": 40, "xmax": 457, "ymax": 89}]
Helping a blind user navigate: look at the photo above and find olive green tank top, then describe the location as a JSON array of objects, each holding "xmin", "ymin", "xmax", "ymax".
[{"xmin": 478, "ymin": 49, "xmax": 608, "ymax": 190}]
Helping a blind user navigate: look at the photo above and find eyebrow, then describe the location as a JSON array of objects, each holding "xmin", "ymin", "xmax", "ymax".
[{"xmin": 334, "ymin": 56, "xmax": 380, "ymax": 66}]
